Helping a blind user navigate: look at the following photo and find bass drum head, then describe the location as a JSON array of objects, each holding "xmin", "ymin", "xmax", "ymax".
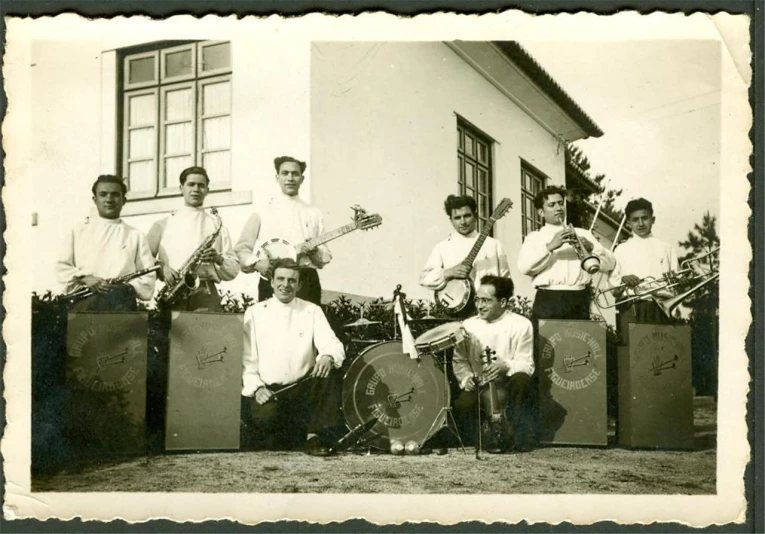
[{"xmin": 342, "ymin": 341, "xmax": 448, "ymax": 450}]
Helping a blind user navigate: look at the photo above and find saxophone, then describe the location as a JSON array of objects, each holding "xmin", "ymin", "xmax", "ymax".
[{"xmin": 156, "ymin": 207, "xmax": 223, "ymax": 306}]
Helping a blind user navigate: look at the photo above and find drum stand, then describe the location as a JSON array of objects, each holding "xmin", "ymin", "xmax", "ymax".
[{"xmin": 424, "ymin": 349, "xmax": 467, "ymax": 454}]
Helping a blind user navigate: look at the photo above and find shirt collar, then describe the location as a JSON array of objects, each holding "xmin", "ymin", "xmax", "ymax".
[
  {"xmin": 178, "ymin": 205, "xmax": 205, "ymax": 215},
  {"xmin": 95, "ymin": 215, "xmax": 122, "ymax": 225},
  {"xmin": 450, "ymin": 230, "xmax": 479, "ymax": 239}
]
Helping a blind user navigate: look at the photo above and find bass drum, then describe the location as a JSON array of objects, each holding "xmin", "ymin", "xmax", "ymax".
[{"xmin": 342, "ymin": 341, "xmax": 448, "ymax": 450}]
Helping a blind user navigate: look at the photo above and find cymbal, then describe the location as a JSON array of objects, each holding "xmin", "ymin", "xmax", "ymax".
[
  {"xmin": 409, "ymin": 316, "xmax": 448, "ymax": 325},
  {"xmin": 344, "ymin": 318, "xmax": 383, "ymax": 328}
]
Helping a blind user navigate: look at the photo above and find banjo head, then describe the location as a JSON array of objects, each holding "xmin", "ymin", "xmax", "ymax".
[{"xmin": 257, "ymin": 238, "xmax": 298, "ymax": 262}]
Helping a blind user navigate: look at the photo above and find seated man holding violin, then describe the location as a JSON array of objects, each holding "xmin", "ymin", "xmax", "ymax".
[
  {"xmin": 453, "ymin": 275, "xmax": 535, "ymax": 453},
  {"xmin": 241, "ymin": 258, "xmax": 345, "ymax": 456}
]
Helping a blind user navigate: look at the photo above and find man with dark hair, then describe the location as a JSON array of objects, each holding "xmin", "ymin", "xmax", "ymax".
[
  {"xmin": 610, "ymin": 197, "xmax": 679, "ymax": 324},
  {"xmin": 56, "ymin": 175, "xmax": 156, "ymax": 311},
  {"xmin": 453, "ymin": 275, "xmax": 535, "ymax": 453},
  {"xmin": 241, "ymin": 257, "xmax": 345, "ymax": 456},
  {"xmin": 518, "ymin": 186, "xmax": 615, "ymax": 320},
  {"xmin": 420, "ymin": 194, "xmax": 509, "ymax": 317},
  {"xmin": 235, "ymin": 156, "xmax": 330, "ymax": 305},
  {"xmin": 147, "ymin": 166, "xmax": 239, "ymax": 311}
]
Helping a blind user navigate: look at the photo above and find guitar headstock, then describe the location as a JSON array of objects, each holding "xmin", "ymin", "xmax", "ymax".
[
  {"xmin": 489, "ymin": 198, "xmax": 513, "ymax": 222},
  {"xmin": 351, "ymin": 205, "xmax": 382, "ymax": 231}
]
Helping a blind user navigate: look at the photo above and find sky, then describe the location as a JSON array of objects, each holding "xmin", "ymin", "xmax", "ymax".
[{"xmin": 521, "ymin": 40, "xmax": 722, "ymax": 253}]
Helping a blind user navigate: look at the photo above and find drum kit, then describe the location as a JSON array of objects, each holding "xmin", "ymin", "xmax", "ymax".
[{"xmin": 339, "ymin": 287, "xmax": 469, "ymax": 455}]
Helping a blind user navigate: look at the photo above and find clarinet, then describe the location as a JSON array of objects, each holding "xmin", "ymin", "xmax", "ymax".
[
  {"xmin": 156, "ymin": 207, "xmax": 223, "ymax": 306},
  {"xmin": 64, "ymin": 265, "xmax": 161, "ymax": 303}
]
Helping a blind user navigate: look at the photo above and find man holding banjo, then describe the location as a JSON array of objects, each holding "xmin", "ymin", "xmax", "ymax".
[
  {"xmin": 235, "ymin": 156, "xmax": 331, "ymax": 305},
  {"xmin": 419, "ymin": 194, "xmax": 510, "ymax": 318}
]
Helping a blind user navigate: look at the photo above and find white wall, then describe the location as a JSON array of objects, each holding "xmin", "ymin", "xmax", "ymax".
[{"xmin": 310, "ymin": 42, "xmax": 564, "ymax": 302}]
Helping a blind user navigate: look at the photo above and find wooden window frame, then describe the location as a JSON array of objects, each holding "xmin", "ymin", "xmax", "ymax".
[
  {"xmin": 457, "ymin": 118, "xmax": 494, "ymax": 234},
  {"xmin": 520, "ymin": 161, "xmax": 547, "ymax": 238}
]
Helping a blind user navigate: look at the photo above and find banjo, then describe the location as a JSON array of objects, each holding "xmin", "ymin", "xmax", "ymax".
[
  {"xmin": 247, "ymin": 205, "xmax": 382, "ymax": 275},
  {"xmin": 434, "ymin": 198, "xmax": 513, "ymax": 313}
]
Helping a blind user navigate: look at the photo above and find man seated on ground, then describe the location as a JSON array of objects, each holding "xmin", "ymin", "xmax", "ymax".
[
  {"xmin": 241, "ymin": 258, "xmax": 345, "ymax": 456},
  {"xmin": 453, "ymin": 275, "xmax": 535, "ymax": 453}
]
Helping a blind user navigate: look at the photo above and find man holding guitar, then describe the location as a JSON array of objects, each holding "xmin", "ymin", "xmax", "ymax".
[
  {"xmin": 420, "ymin": 195, "xmax": 511, "ymax": 318},
  {"xmin": 453, "ymin": 276, "xmax": 535, "ymax": 453}
]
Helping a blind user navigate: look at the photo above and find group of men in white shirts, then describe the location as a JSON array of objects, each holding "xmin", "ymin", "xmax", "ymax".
[
  {"xmin": 57, "ymin": 165, "xmax": 678, "ymax": 456},
  {"xmin": 419, "ymin": 188, "xmax": 679, "ymax": 453}
]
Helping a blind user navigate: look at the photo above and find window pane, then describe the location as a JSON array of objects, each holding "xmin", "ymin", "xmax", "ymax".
[
  {"xmin": 478, "ymin": 142, "xmax": 488, "ymax": 163},
  {"xmin": 129, "ymin": 127, "xmax": 155, "ymax": 158},
  {"xmin": 458, "ymin": 130, "xmax": 464, "ymax": 149},
  {"xmin": 128, "ymin": 56, "xmax": 155, "ymax": 85},
  {"xmin": 203, "ymin": 150, "xmax": 231, "ymax": 185},
  {"xmin": 165, "ymin": 88, "xmax": 193, "ymax": 121},
  {"xmin": 164, "ymin": 156, "xmax": 192, "ymax": 189},
  {"xmin": 201, "ymin": 42, "xmax": 231, "ymax": 72},
  {"xmin": 203, "ymin": 116, "xmax": 231, "ymax": 150},
  {"xmin": 202, "ymin": 81, "xmax": 231, "ymax": 116},
  {"xmin": 129, "ymin": 93, "xmax": 155, "ymax": 126},
  {"xmin": 165, "ymin": 49, "xmax": 193, "ymax": 78},
  {"xmin": 478, "ymin": 169, "xmax": 488, "ymax": 193},
  {"xmin": 128, "ymin": 160, "xmax": 155, "ymax": 192},
  {"xmin": 165, "ymin": 122, "xmax": 193, "ymax": 154},
  {"xmin": 464, "ymin": 134, "xmax": 474, "ymax": 157},
  {"xmin": 458, "ymin": 156, "xmax": 464, "ymax": 187},
  {"xmin": 479, "ymin": 196, "xmax": 488, "ymax": 219},
  {"xmin": 466, "ymin": 161, "xmax": 475, "ymax": 188}
]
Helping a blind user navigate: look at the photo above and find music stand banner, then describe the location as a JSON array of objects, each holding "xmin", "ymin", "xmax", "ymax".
[
  {"xmin": 538, "ymin": 320, "xmax": 608, "ymax": 446},
  {"xmin": 618, "ymin": 323, "xmax": 693, "ymax": 449},
  {"xmin": 66, "ymin": 312, "xmax": 148, "ymax": 457},
  {"xmin": 165, "ymin": 312, "xmax": 243, "ymax": 451}
]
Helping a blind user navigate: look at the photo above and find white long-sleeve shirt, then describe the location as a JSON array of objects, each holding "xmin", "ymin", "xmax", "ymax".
[
  {"xmin": 517, "ymin": 224, "xmax": 616, "ymax": 289},
  {"xmin": 147, "ymin": 205, "xmax": 239, "ymax": 283},
  {"xmin": 234, "ymin": 194, "xmax": 331, "ymax": 270},
  {"xmin": 453, "ymin": 310, "xmax": 535, "ymax": 389},
  {"xmin": 419, "ymin": 231, "xmax": 510, "ymax": 290},
  {"xmin": 56, "ymin": 215, "xmax": 157, "ymax": 300},
  {"xmin": 610, "ymin": 234, "xmax": 679, "ymax": 299},
  {"xmin": 241, "ymin": 297, "xmax": 345, "ymax": 396}
]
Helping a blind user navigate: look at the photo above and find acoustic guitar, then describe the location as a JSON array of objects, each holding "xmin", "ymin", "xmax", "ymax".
[{"xmin": 434, "ymin": 198, "xmax": 513, "ymax": 313}]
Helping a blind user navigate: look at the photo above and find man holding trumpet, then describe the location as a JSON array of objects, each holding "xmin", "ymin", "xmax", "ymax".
[
  {"xmin": 518, "ymin": 186, "xmax": 616, "ymax": 321},
  {"xmin": 608, "ymin": 198, "xmax": 679, "ymax": 324}
]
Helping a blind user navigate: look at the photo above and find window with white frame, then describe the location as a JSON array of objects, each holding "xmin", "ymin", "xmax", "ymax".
[
  {"xmin": 121, "ymin": 41, "xmax": 231, "ymax": 198},
  {"xmin": 520, "ymin": 162, "xmax": 546, "ymax": 238}
]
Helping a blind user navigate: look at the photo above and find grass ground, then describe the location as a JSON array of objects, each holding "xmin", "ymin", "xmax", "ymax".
[{"xmin": 32, "ymin": 397, "xmax": 716, "ymax": 494}]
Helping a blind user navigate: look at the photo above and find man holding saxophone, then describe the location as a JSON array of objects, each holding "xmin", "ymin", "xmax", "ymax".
[
  {"xmin": 147, "ymin": 167, "xmax": 239, "ymax": 311},
  {"xmin": 56, "ymin": 175, "xmax": 157, "ymax": 311},
  {"xmin": 518, "ymin": 186, "xmax": 616, "ymax": 321}
]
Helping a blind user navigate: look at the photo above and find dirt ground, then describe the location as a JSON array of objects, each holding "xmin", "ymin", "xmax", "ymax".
[{"xmin": 32, "ymin": 397, "xmax": 716, "ymax": 494}]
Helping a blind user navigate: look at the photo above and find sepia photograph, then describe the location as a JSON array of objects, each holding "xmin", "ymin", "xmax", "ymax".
[{"xmin": 2, "ymin": 10, "xmax": 752, "ymax": 526}]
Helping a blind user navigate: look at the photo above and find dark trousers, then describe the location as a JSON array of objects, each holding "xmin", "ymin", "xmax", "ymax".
[
  {"xmin": 169, "ymin": 281, "xmax": 222, "ymax": 312},
  {"xmin": 258, "ymin": 269, "xmax": 322, "ymax": 306},
  {"xmin": 69, "ymin": 286, "xmax": 138, "ymax": 312},
  {"xmin": 245, "ymin": 371, "xmax": 342, "ymax": 449},
  {"xmin": 532, "ymin": 288, "xmax": 591, "ymax": 321},
  {"xmin": 454, "ymin": 373, "xmax": 535, "ymax": 449}
]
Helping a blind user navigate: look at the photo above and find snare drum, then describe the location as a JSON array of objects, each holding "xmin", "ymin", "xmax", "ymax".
[
  {"xmin": 414, "ymin": 322, "xmax": 467, "ymax": 356},
  {"xmin": 342, "ymin": 341, "xmax": 448, "ymax": 450}
]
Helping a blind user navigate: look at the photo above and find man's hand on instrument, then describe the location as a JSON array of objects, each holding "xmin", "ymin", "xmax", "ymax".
[
  {"xmin": 162, "ymin": 265, "xmax": 179, "ymax": 286},
  {"xmin": 482, "ymin": 361, "xmax": 508, "ymax": 383},
  {"xmin": 622, "ymin": 274, "xmax": 641, "ymax": 288},
  {"xmin": 200, "ymin": 247, "xmax": 223, "ymax": 266},
  {"xmin": 547, "ymin": 228, "xmax": 574, "ymax": 251},
  {"xmin": 255, "ymin": 386, "xmax": 274, "ymax": 405},
  {"xmin": 79, "ymin": 275, "xmax": 112, "ymax": 293},
  {"xmin": 463, "ymin": 376, "xmax": 478, "ymax": 392},
  {"xmin": 444, "ymin": 264, "xmax": 471, "ymax": 280},
  {"xmin": 312, "ymin": 355, "xmax": 333, "ymax": 379},
  {"xmin": 578, "ymin": 236, "xmax": 595, "ymax": 253}
]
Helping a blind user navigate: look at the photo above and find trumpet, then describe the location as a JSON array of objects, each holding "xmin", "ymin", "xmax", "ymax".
[
  {"xmin": 64, "ymin": 265, "xmax": 161, "ymax": 303},
  {"xmin": 558, "ymin": 214, "xmax": 601, "ymax": 274},
  {"xmin": 595, "ymin": 247, "xmax": 719, "ymax": 317}
]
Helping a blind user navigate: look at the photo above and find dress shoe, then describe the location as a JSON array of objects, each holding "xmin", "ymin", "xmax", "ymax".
[{"xmin": 304, "ymin": 436, "xmax": 334, "ymax": 457}]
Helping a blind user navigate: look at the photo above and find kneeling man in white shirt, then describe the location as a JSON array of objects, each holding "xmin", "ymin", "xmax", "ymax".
[{"xmin": 241, "ymin": 258, "xmax": 345, "ymax": 456}]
